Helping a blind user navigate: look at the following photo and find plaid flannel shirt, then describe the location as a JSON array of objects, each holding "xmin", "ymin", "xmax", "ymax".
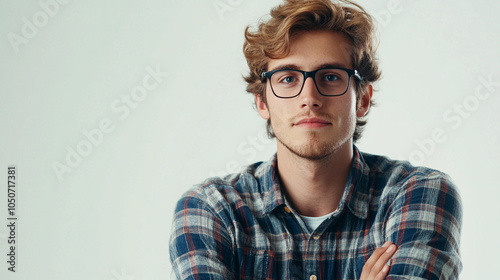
[{"xmin": 170, "ymin": 146, "xmax": 462, "ymax": 279}]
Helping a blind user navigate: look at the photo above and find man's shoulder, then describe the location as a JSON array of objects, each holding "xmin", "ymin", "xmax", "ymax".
[
  {"xmin": 360, "ymin": 151, "xmax": 459, "ymax": 199},
  {"xmin": 175, "ymin": 159, "xmax": 274, "ymax": 213}
]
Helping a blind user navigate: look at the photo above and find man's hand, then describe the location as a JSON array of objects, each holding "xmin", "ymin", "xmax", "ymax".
[{"xmin": 360, "ymin": 241, "xmax": 396, "ymax": 280}]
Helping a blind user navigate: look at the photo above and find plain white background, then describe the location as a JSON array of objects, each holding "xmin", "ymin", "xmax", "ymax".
[{"xmin": 0, "ymin": 0, "xmax": 499, "ymax": 279}]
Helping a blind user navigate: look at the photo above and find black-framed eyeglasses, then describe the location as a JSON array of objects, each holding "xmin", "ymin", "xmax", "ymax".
[{"xmin": 260, "ymin": 67, "xmax": 363, "ymax": 99}]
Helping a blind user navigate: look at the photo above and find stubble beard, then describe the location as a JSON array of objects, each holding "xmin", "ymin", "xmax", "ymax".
[
  {"xmin": 275, "ymin": 128, "xmax": 345, "ymax": 161},
  {"xmin": 267, "ymin": 107, "xmax": 356, "ymax": 161}
]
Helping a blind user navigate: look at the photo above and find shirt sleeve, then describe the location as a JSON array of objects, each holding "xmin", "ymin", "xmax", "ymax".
[
  {"xmin": 169, "ymin": 191, "xmax": 235, "ymax": 280},
  {"xmin": 385, "ymin": 171, "xmax": 462, "ymax": 280}
]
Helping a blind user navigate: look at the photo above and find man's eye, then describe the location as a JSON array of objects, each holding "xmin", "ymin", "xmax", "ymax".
[
  {"xmin": 276, "ymin": 74, "xmax": 299, "ymax": 84},
  {"xmin": 282, "ymin": 76, "xmax": 296, "ymax": 83},
  {"xmin": 324, "ymin": 74, "xmax": 339, "ymax": 82}
]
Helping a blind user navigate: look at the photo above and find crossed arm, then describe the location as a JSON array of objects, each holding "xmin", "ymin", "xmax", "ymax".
[
  {"xmin": 361, "ymin": 242, "xmax": 397, "ymax": 280},
  {"xmin": 381, "ymin": 173, "xmax": 462, "ymax": 279}
]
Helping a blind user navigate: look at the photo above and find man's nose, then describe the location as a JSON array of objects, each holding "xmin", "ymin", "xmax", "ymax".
[{"xmin": 299, "ymin": 77, "xmax": 323, "ymax": 109}]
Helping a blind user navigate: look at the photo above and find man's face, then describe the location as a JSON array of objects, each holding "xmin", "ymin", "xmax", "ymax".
[{"xmin": 255, "ymin": 30, "xmax": 371, "ymax": 160}]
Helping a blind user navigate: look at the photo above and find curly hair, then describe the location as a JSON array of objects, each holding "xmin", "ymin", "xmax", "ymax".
[{"xmin": 243, "ymin": 0, "xmax": 381, "ymax": 142}]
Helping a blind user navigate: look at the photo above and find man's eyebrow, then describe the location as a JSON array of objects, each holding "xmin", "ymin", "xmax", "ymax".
[
  {"xmin": 268, "ymin": 62, "xmax": 352, "ymax": 72},
  {"xmin": 268, "ymin": 64, "xmax": 301, "ymax": 72},
  {"xmin": 315, "ymin": 63, "xmax": 352, "ymax": 69}
]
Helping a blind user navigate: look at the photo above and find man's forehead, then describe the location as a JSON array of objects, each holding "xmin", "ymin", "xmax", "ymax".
[
  {"xmin": 267, "ymin": 62, "xmax": 352, "ymax": 72},
  {"xmin": 266, "ymin": 30, "xmax": 354, "ymax": 71}
]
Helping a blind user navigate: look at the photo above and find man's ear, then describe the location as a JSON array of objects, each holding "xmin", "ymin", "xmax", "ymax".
[
  {"xmin": 255, "ymin": 94, "xmax": 270, "ymax": 120},
  {"xmin": 356, "ymin": 85, "xmax": 373, "ymax": 118}
]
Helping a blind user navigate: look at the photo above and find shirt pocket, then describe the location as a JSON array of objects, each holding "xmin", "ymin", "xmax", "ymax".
[{"xmin": 238, "ymin": 248, "xmax": 273, "ymax": 279}]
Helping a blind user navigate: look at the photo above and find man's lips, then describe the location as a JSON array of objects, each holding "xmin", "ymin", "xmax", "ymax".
[{"xmin": 294, "ymin": 117, "xmax": 331, "ymax": 128}]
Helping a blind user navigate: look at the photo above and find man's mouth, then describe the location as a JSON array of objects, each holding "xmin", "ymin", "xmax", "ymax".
[{"xmin": 294, "ymin": 117, "xmax": 331, "ymax": 128}]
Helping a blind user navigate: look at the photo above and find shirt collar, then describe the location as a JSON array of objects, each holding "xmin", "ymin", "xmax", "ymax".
[
  {"xmin": 256, "ymin": 154, "xmax": 287, "ymax": 214},
  {"xmin": 258, "ymin": 145, "xmax": 370, "ymax": 219},
  {"xmin": 345, "ymin": 146, "xmax": 370, "ymax": 219}
]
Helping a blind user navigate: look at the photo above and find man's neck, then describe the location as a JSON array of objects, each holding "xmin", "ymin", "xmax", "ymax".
[{"xmin": 276, "ymin": 141, "xmax": 353, "ymax": 217}]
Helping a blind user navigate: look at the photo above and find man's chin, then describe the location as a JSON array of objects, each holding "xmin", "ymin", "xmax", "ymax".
[
  {"xmin": 292, "ymin": 150, "xmax": 333, "ymax": 161},
  {"xmin": 277, "ymin": 138, "xmax": 338, "ymax": 161}
]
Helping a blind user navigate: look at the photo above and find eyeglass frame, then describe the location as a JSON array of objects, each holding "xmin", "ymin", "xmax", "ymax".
[{"xmin": 260, "ymin": 67, "xmax": 363, "ymax": 99}]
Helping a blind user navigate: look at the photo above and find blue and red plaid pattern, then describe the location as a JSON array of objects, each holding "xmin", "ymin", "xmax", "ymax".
[{"xmin": 169, "ymin": 146, "xmax": 462, "ymax": 279}]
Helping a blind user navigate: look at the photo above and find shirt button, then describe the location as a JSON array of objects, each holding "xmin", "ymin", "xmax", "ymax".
[
  {"xmin": 284, "ymin": 206, "xmax": 291, "ymax": 213},
  {"xmin": 310, "ymin": 275, "xmax": 317, "ymax": 280},
  {"xmin": 313, "ymin": 235, "xmax": 320, "ymax": 240}
]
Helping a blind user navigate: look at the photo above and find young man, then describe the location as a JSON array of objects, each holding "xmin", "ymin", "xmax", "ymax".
[{"xmin": 169, "ymin": 0, "xmax": 462, "ymax": 279}]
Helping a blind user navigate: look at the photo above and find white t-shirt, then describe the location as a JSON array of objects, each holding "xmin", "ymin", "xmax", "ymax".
[{"xmin": 299, "ymin": 210, "xmax": 337, "ymax": 231}]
